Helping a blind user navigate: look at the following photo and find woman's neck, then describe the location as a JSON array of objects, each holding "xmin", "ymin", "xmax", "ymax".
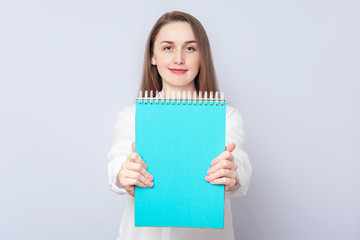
[{"xmin": 161, "ymin": 85, "xmax": 198, "ymax": 98}]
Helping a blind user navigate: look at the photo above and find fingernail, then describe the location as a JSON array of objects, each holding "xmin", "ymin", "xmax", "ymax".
[
  {"xmin": 205, "ymin": 176, "xmax": 210, "ymax": 181},
  {"xmin": 148, "ymin": 182, "xmax": 153, "ymax": 187},
  {"xmin": 207, "ymin": 169, "xmax": 211, "ymax": 174},
  {"xmin": 147, "ymin": 175, "xmax": 153, "ymax": 180}
]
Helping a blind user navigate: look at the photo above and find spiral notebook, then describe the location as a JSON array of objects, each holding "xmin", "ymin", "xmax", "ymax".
[{"xmin": 135, "ymin": 90, "xmax": 226, "ymax": 229}]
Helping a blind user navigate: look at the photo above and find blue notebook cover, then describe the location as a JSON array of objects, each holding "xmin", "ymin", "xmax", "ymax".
[{"xmin": 135, "ymin": 95, "xmax": 226, "ymax": 229}]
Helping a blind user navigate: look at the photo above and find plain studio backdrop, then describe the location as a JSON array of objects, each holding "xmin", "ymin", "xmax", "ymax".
[{"xmin": 0, "ymin": 1, "xmax": 359, "ymax": 239}]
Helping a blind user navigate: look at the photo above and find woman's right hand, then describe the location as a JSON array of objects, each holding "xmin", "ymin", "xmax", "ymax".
[{"xmin": 117, "ymin": 142, "xmax": 153, "ymax": 196}]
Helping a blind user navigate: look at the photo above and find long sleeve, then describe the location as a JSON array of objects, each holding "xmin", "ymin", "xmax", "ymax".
[
  {"xmin": 225, "ymin": 106, "xmax": 252, "ymax": 198},
  {"xmin": 107, "ymin": 104, "xmax": 136, "ymax": 195}
]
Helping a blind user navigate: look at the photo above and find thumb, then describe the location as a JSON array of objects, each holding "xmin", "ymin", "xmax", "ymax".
[
  {"xmin": 131, "ymin": 142, "xmax": 135, "ymax": 153},
  {"xmin": 225, "ymin": 143, "xmax": 236, "ymax": 152}
]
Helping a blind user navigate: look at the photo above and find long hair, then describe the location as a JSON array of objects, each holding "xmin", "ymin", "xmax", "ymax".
[{"xmin": 139, "ymin": 11, "xmax": 219, "ymax": 95}]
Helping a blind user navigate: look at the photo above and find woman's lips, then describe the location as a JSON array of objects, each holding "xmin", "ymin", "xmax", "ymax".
[{"xmin": 169, "ymin": 68, "xmax": 188, "ymax": 74}]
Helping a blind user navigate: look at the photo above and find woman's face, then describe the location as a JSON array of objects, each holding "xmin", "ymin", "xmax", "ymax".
[{"xmin": 152, "ymin": 22, "xmax": 200, "ymax": 91}]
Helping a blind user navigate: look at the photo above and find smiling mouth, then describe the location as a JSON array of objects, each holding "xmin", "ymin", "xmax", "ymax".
[{"xmin": 169, "ymin": 68, "xmax": 188, "ymax": 74}]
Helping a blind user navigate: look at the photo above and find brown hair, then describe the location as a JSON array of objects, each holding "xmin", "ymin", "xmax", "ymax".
[{"xmin": 139, "ymin": 11, "xmax": 219, "ymax": 95}]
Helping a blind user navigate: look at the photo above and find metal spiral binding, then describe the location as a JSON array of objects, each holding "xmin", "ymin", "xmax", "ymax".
[{"xmin": 136, "ymin": 90, "xmax": 226, "ymax": 105}]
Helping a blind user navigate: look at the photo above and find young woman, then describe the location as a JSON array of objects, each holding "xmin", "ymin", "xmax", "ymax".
[{"xmin": 107, "ymin": 11, "xmax": 252, "ymax": 240}]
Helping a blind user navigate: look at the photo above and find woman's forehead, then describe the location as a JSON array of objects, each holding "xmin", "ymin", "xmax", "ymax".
[{"xmin": 155, "ymin": 22, "xmax": 196, "ymax": 44}]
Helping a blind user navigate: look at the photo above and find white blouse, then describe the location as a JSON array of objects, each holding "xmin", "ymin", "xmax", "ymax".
[{"xmin": 107, "ymin": 91, "xmax": 252, "ymax": 240}]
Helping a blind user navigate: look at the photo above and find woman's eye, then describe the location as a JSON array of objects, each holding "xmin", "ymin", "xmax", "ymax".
[
  {"xmin": 164, "ymin": 46, "xmax": 172, "ymax": 51},
  {"xmin": 186, "ymin": 47, "xmax": 195, "ymax": 51}
]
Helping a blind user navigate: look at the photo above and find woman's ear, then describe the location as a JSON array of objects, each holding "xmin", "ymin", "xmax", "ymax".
[{"xmin": 151, "ymin": 56, "xmax": 157, "ymax": 66}]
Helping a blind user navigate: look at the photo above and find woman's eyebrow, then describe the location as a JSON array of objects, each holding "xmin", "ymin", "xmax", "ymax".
[{"xmin": 160, "ymin": 40, "xmax": 197, "ymax": 44}]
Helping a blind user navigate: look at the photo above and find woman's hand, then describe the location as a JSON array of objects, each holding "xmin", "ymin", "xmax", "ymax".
[
  {"xmin": 117, "ymin": 142, "xmax": 153, "ymax": 196},
  {"xmin": 205, "ymin": 143, "xmax": 238, "ymax": 191}
]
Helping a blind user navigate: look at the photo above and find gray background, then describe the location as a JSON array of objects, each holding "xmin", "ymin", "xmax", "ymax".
[{"xmin": 0, "ymin": 0, "xmax": 359, "ymax": 239}]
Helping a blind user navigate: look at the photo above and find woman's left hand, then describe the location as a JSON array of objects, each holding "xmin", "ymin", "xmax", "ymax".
[{"xmin": 205, "ymin": 143, "xmax": 238, "ymax": 191}]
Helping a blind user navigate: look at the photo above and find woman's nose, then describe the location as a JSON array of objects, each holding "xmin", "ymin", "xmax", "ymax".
[{"xmin": 173, "ymin": 51, "xmax": 184, "ymax": 64}]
